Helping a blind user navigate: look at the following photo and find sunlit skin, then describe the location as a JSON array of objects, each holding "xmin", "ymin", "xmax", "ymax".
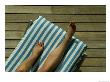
[
  {"xmin": 16, "ymin": 42, "xmax": 44, "ymax": 72},
  {"xmin": 37, "ymin": 22, "xmax": 76, "ymax": 72},
  {"xmin": 16, "ymin": 22, "xmax": 76, "ymax": 72}
]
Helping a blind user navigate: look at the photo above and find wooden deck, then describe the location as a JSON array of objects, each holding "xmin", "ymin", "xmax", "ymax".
[{"xmin": 5, "ymin": 5, "xmax": 106, "ymax": 72}]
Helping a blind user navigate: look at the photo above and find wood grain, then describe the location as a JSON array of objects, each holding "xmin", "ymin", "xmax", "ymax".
[
  {"xmin": 81, "ymin": 58, "xmax": 105, "ymax": 66},
  {"xmin": 86, "ymin": 49, "xmax": 105, "ymax": 57},
  {"xmin": 6, "ymin": 5, "xmax": 105, "ymax": 14},
  {"xmin": 80, "ymin": 67, "xmax": 106, "ymax": 72},
  {"xmin": 6, "ymin": 14, "xmax": 106, "ymax": 23}
]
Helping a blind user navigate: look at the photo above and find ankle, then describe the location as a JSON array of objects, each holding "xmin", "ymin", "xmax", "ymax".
[{"xmin": 65, "ymin": 35, "xmax": 71, "ymax": 41}]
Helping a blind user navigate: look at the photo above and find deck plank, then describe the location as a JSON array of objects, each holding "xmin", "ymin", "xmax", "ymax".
[
  {"xmin": 6, "ymin": 14, "xmax": 106, "ymax": 23},
  {"xmin": 82, "ymin": 58, "xmax": 105, "ymax": 66},
  {"xmin": 80, "ymin": 67, "xmax": 106, "ymax": 72},
  {"xmin": 6, "ymin": 5, "xmax": 105, "ymax": 14},
  {"xmin": 86, "ymin": 49, "xmax": 106, "ymax": 57}
]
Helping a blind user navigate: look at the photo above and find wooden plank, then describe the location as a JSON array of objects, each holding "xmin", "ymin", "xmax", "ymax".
[
  {"xmin": 75, "ymin": 32, "xmax": 105, "ymax": 41},
  {"xmin": 5, "ymin": 31, "xmax": 24, "ymax": 39},
  {"xmin": 80, "ymin": 67, "xmax": 106, "ymax": 72},
  {"xmin": 5, "ymin": 14, "xmax": 105, "ymax": 23},
  {"xmin": 5, "ymin": 40, "xmax": 105, "ymax": 49},
  {"xmin": 5, "ymin": 6, "xmax": 52, "ymax": 14},
  {"xmin": 5, "ymin": 31, "xmax": 106, "ymax": 41},
  {"xmin": 5, "ymin": 57, "xmax": 105, "ymax": 67},
  {"xmin": 5, "ymin": 49, "xmax": 106, "ymax": 58},
  {"xmin": 6, "ymin": 23, "xmax": 28, "ymax": 31},
  {"xmin": 86, "ymin": 49, "xmax": 106, "ymax": 57},
  {"xmin": 5, "ymin": 49, "xmax": 14, "ymax": 57},
  {"xmin": 86, "ymin": 41, "xmax": 105, "ymax": 48},
  {"xmin": 81, "ymin": 58, "xmax": 106, "ymax": 66},
  {"xmin": 51, "ymin": 6, "xmax": 106, "ymax": 14},
  {"xmin": 5, "ymin": 5, "xmax": 105, "ymax": 14},
  {"xmin": 6, "ymin": 23, "xmax": 106, "ymax": 31},
  {"xmin": 5, "ymin": 40, "xmax": 20, "ymax": 48}
]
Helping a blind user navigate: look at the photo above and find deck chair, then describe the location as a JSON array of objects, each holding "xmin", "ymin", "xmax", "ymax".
[{"xmin": 5, "ymin": 16, "xmax": 87, "ymax": 72}]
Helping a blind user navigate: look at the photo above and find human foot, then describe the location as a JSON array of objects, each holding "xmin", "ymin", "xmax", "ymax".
[
  {"xmin": 32, "ymin": 42, "xmax": 44, "ymax": 56},
  {"xmin": 16, "ymin": 42, "xmax": 44, "ymax": 72},
  {"xmin": 65, "ymin": 22, "xmax": 76, "ymax": 41}
]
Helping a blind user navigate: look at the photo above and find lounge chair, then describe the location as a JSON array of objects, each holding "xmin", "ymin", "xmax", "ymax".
[{"xmin": 5, "ymin": 16, "xmax": 87, "ymax": 72}]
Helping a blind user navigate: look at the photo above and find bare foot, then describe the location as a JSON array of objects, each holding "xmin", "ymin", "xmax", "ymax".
[
  {"xmin": 65, "ymin": 22, "xmax": 76, "ymax": 41},
  {"xmin": 16, "ymin": 42, "xmax": 44, "ymax": 72},
  {"xmin": 32, "ymin": 42, "xmax": 44, "ymax": 56}
]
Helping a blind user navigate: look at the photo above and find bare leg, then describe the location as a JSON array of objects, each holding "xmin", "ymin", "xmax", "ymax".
[
  {"xmin": 37, "ymin": 22, "xmax": 76, "ymax": 72},
  {"xmin": 16, "ymin": 42, "xmax": 44, "ymax": 72}
]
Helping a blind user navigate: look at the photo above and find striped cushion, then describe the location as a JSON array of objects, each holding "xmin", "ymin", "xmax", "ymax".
[{"xmin": 5, "ymin": 16, "xmax": 87, "ymax": 72}]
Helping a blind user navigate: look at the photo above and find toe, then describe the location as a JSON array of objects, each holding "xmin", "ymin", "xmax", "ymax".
[
  {"xmin": 39, "ymin": 42, "xmax": 42, "ymax": 46},
  {"xmin": 42, "ymin": 42, "xmax": 44, "ymax": 46},
  {"xmin": 70, "ymin": 22, "xmax": 75, "ymax": 26},
  {"xmin": 35, "ymin": 42, "xmax": 44, "ymax": 47},
  {"xmin": 36, "ymin": 42, "xmax": 39, "ymax": 46},
  {"xmin": 41, "ymin": 42, "xmax": 44, "ymax": 46},
  {"xmin": 40, "ymin": 41, "xmax": 44, "ymax": 46},
  {"xmin": 69, "ymin": 22, "xmax": 76, "ymax": 31},
  {"xmin": 40, "ymin": 42, "xmax": 42, "ymax": 46},
  {"xmin": 37, "ymin": 42, "xmax": 41, "ymax": 46}
]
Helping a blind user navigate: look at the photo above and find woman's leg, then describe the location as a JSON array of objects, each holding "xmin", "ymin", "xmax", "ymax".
[
  {"xmin": 37, "ymin": 22, "xmax": 76, "ymax": 72},
  {"xmin": 16, "ymin": 42, "xmax": 44, "ymax": 72}
]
